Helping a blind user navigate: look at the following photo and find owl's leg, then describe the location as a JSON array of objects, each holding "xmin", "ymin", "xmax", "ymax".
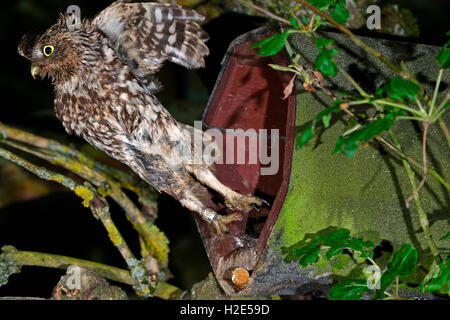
[
  {"xmin": 190, "ymin": 167, "xmax": 262, "ymax": 211},
  {"xmin": 177, "ymin": 190, "xmax": 243, "ymax": 236},
  {"xmin": 132, "ymin": 154, "xmax": 241, "ymax": 235}
]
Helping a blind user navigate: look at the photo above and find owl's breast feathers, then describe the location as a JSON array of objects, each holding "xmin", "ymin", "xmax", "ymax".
[{"xmin": 54, "ymin": 33, "xmax": 178, "ymax": 161}]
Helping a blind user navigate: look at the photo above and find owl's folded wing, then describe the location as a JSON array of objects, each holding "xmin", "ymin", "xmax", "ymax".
[{"xmin": 93, "ymin": 1, "xmax": 209, "ymax": 79}]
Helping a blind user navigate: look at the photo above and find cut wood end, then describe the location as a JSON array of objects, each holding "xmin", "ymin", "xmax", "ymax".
[{"xmin": 231, "ymin": 267, "xmax": 249, "ymax": 287}]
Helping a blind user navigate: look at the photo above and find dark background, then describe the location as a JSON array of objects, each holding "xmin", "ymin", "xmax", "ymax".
[{"xmin": 0, "ymin": 0, "xmax": 448, "ymax": 298}]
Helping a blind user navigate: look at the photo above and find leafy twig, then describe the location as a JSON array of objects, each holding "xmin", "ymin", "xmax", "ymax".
[
  {"xmin": 239, "ymin": 0, "xmax": 291, "ymax": 25},
  {"xmin": 294, "ymin": 0, "xmax": 403, "ymax": 76},
  {"xmin": 389, "ymin": 131, "xmax": 442, "ymax": 264}
]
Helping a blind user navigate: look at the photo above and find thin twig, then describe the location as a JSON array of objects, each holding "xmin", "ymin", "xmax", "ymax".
[
  {"xmin": 294, "ymin": 0, "xmax": 403, "ymax": 75},
  {"xmin": 338, "ymin": 65, "xmax": 369, "ymax": 97},
  {"xmin": 429, "ymin": 69, "xmax": 443, "ymax": 116},
  {"xmin": 438, "ymin": 117, "xmax": 450, "ymax": 147},
  {"xmin": 376, "ymin": 136, "xmax": 449, "ymax": 191},
  {"xmin": 239, "ymin": 0, "xmax": 291, "ymax": 25},
  {"xmin": 406, "ymin": 121, "xmax": 429, "ymax": 207},
  {"xmin": 389, "ymin": 131, "xmax": 442, "ymax": 264}
]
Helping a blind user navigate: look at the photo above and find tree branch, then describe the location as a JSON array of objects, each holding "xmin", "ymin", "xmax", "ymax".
[
  {"xmin": 0, "ymin": 122, "xmax": 169, "ymax": 264},
  {"xmin": 0, "ymin": 146, "xmax": 135, "ymax": 263},
  {"xmin": 0, "ymin": 246, "xmax": 182, "ymax": 299}
]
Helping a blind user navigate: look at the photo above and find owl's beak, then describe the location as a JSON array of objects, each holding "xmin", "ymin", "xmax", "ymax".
[{"xmin": 30, "ymin": 64, "xmax": 41, "ymax": 79}]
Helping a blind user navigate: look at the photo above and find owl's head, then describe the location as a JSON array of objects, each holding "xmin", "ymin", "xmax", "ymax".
[{"xmin": 18, "ymin": 14, "xmax": 94, "ymax": 82}]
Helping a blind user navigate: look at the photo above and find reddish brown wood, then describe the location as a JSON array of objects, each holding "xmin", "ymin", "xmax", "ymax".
[{"xmin": 196, "ymin": 29, "xmax": 296, "ymax": 294}]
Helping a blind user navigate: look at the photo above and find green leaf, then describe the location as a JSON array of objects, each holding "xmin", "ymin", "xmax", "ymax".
[
  {"xmin": 250, "ymin": 36, "xmax": 274, "ymax": 49},
  {"xmin": 387, "ymin": 244, "xmax": 418, "ymax": 277},
  {"xmin": 315, "ymin": 48, "xmax": 338, "ymax": 76},
  {"xmin": 345, "ymin": 238, "xmax": 376, "ymax": 258},
  {"xmin": 421, "ymin": 258, "xmax": 450, "ymax": 293},
  {"xmin": 251, "ymin": 32, "xmax": 289, "ymax": 57},
  {"xmin": 296, "ymin": 103, "xmax": 342, "ymax": 149},
  {"xmin": 283, "ymin": 228, "xmax": 374, "ymax": 270},
  {"xmin": 437, "ymin": 31, "xmax": 450, "ymax": 68},
  {"xmin": 373, "ymin": 268, "xmax": 397, "ymax": 299},
  {"xmin": 375, "ymin": 86, "xmax": 385, "ymax": 97},
  {"xmin": 315, "ymin": 38, "xmax": 334, "ymax": 52},
  {"xmin": 331, "ymin": 6, "xmax": 350, "ymax": 24},
  {"xmin": 314, "ymin": 105, "xmax": 340, "ymax": 128},
  {"xmin": 440, "ymin": 232, "xmax": 450, "ymax": 240},
  {"xmin": 334, "ymin": 135, "xmax": 358, "ymax": 157},
  {"xmin": 307, "ymin": 0, "xmax": 333, "ymax": 10},
  {"xmin": 328, "ymin": 279, "xmax": 370, "ymax": 300},
  {"xmin": 437, "ymin": 47, "xmax": 450, "ymax": 69},
  {"xmin": 290, "ymin": 17, "xmax": 300, "ymax": 29},
  {"xmin": 333, "ymin": 112, "xmax": 399, "ymax": 157},
  {"xmin": 319, "ymin": 229, "xmax": 374, "ymax": 260},
  {"xmin": 291, "ymin": 239, "xmax": 322, "ymax": 267},
  {"xmin": 335, "ymin": 0, "xmax": 347, "ymax": 8},
  {"xmin": 293, "ymin": 245, "xmax": 322, "ymax": 267},
  {"xmin": 322, "ymin": 113, "xmax": 333, "ymax": 128},
  {"xmin": 373, "ymin": 244, "xmax": 418, "ymax": 299},
  {"xmin": 296, "ymin": 123, "xmax": 314, "ymax": 149},
  {"xmin": 320, "ymin": 229, "xmax": 351, "ymax": 258},
  {"xmin": 382, "ymin": 76, "xmax": 420, "ymax": 101},
  {"xmin": 320, "ymin": 228, "xmax": 351, "ymax": 245},
  {"xmin": 301, "ymin": 15, "xmax": 309, "ymax": 26}
]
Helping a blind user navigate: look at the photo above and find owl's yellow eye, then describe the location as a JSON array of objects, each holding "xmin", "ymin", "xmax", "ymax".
[{"xmin": 43, "ymin": 45, "xmax": 54, "ymax": 57}]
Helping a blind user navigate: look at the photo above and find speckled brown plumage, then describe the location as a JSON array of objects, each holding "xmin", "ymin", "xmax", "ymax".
[{"xmin": 18, "ymin": 1, "xmax": 261, "ymax": 234}]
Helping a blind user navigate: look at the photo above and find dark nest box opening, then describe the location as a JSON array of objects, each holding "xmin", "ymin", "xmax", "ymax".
[{"xmin": 196, "ymin": 28, "xmax": 296, "ymax": 295}]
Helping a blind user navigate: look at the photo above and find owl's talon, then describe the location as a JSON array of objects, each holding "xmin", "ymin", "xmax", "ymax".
[
  {"xmin": 212, "ymin": 212, "xmax": 243, "ymax": 237},
  {"xmin": 227, "ymin": 206, "xmax": 251, "ymax": 213},
  {"xmin": 224, "ymin": 194, "xmax": 263, "ymax": 212}
]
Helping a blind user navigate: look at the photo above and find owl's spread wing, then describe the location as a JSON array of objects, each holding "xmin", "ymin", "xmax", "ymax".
[{"xmin": 93, "ymin": 1, "xmax": 209, "ymax": 81}]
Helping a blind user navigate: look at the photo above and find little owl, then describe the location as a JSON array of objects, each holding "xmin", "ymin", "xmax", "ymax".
[{"xmin": 18, "ymin": 1, "xmax": 262, "ymax": 235}]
